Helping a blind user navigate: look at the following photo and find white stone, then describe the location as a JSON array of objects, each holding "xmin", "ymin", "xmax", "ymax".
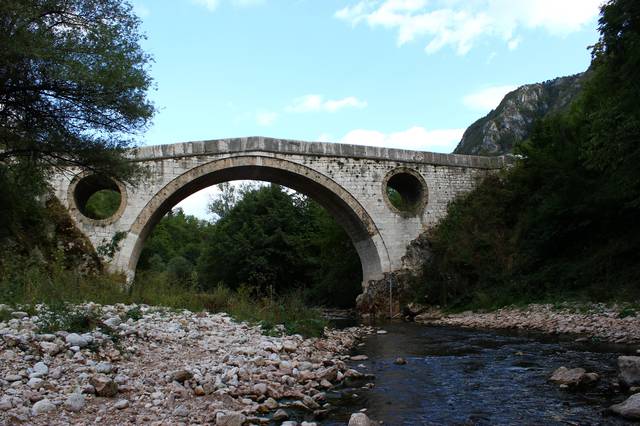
[
  {"xmin": 64, "ymin": 393, "xmax": 85, "ymax": 412},
  {"xmin": 32, "ymin": 399, "xmax": 56, "ymax": 415},
  {"xmin": 66, "ymin": 333, "xmax": 89, "ymax": 348}
]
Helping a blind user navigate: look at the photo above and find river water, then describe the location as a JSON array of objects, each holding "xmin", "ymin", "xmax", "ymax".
[{"xmin": 316, "ymin": 322, "xmax": 636, "ymax": 425}]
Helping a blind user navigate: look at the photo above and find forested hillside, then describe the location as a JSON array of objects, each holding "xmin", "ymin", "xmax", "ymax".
[{"xmin": 420, "ymin": 0, "xmax": 640, "ymax": 309}]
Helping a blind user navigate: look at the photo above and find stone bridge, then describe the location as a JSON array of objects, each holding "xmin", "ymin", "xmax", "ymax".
[{"xmin": 51, "ymin": 137, "xmax": 508, "ymax": 310}]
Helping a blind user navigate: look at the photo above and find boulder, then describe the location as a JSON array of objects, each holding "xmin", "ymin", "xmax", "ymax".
[
  {"xmin": 619, "ymin": 356, "xmax": 640, "ymax": 387},
  {"xmin": 549, "ymin": 366, "xmax": 599, "ymax": 388},
  {"xmin": 610, "ymin": 393, "xmax": 640, "ymax": 420},
  {"xmin": 349, "ymin": 412, "xmax": 372, "ymax": 426}
]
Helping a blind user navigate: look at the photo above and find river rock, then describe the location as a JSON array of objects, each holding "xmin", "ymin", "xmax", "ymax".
[
  {"xmin": 349, "ymin": 412, "xmax": 372, "ymax": 426},
  {"xmin": 173, "ymin": 404, "xmax": 189, "ymax": 417},
  {"xmin": 283, "ymin": 340, "xmax": 298, "ymax": 352},
  {"xmin": 170, "ymin": 369, "xmax": 193, "ymax": 383},
  {"xmin": 40, "ymin": 341, "xmax": 61, "ymax": 355},
  {"xmin": 350, "ymin": 355, "xmax": 368, "ymax": 361},
  {"xmin": 253, "ymin": 382, "xmax": 267, "ymax": 395},
  {"xmin": 216, "ymin": 411, "xmax": 246, "ymax": 426},
  {"xmin": 32, "ymin": 399, "xmax": 56, "ymax": 415},
  {"xmin": 619, "ymin": 356, "xmax": 640, "ymax": 387},
  {"xmin": 264, "ymin": 397, "xmax": 278, "ymax": 409},
  {"xmin": 114, "ymin": 399, "xmax": 129, "ymax": 409},
  {"xmin": 610, "ymin": 393, "xmax": 640, "ymax": 420},
  {"xmin": 65, "ymin": 333, "xmax": 89, "ymax": 348},
  {"xmin": 90, "ymin": 374, "xmax": 118, "ymax": 397},
  {"xmin": 31, "ymin": 362, "xmax": 48, "ymax": 378},
  {"xmin": 64, "ymin": 393, "xmax": 85, "ymax": 412},
  {"xmin": 27, "ymin": 377, "xmax": 44, "ymax": 389},
  {"xmin": 0, "ymin": 397, "xmax": 13, "ymax": 411},
  {"xmin": 273, "ymin": 408, "xmax": 289, "ymax": 421},
  {"xmin": 95, "ymin": 362, "xmax": 113, "ymax": 374},
  {"xmin": 414, "ymin": 308, "xmax": 444, "ymax": 322},
  {"xmin": 549, "ymin": 366, "xmax": 599, "ymax": 387}
]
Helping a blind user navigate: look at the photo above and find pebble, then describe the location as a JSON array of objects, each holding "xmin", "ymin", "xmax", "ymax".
[
  {"xmin": 173, "ymin": 404, "xmax": 189, "ymax": 417},
  {"xmin": 0, "ymin": 303, "xmax": 373, "ymax": 425},
  {"xmin": 114, "ymin": 399, "xmax": 129, "ymax": 410},
  {"xmin": 95, "ymin": 362, "xmax": 113, "ymax": 374}
]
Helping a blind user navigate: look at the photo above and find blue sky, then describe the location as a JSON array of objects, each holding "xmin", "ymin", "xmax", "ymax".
[{"xmin": 132, "ymin": 0, "xmax": 602, "ymax": 218}]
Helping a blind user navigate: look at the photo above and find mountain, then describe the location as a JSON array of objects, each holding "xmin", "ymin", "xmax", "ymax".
[{"xmin": 453, "ymin": 73, "xmax": 586, "ymax": 156}]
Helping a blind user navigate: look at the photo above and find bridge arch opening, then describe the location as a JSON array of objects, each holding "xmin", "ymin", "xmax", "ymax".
[
  {"xmin": 68, "ymin": 172, "xmax": 127, "ymax": 223},
  {"xmin": 124, "ymin": 156, "xmax": 386, "ymax": 289}
]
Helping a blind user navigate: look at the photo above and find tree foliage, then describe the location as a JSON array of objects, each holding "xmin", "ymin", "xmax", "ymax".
[
  {"xmin": 422, "ymin": 0, "xmax": 640, "ymax": 308},
  {"xmin": 139, "ymin": 184, "xmax": 362, "ymax": 308},
  {"xmin": 0, "ymin": 0, "xmax": 154, "ymax": 177}
]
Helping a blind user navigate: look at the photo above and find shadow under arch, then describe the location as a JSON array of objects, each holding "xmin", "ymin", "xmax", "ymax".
[{"xmin": 125, "ymin": 155, "xmax": 387, "ymax": 285}]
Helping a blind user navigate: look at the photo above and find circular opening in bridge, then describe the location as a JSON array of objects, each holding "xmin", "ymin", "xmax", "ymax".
[
  {"xmin": 384, "ymin": 169, "xmax": 426, "ymax": 215},
  {"xmin": 73, "ymin": 174, "xmax": 124, "ymax": 220}
]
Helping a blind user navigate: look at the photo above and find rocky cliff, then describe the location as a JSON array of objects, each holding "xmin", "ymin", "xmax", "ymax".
[{"xmin": 454, "ymin": 73, "xmax": 586, "ymax": 156}]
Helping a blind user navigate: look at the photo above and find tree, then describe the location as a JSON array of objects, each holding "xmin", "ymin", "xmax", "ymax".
[
  {"xmin": 208, "ymin": 181, "xmax": 261, "ymax": 221},
  {"xmin": 0, "ymin": 0, "xmax": 154, "ymax": 181}
]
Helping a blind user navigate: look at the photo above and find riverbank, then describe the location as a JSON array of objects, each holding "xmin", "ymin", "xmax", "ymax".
[
  {"xmin": 414, "ymin": 303, "xmax": 640, "ymax": 345},
  {"xmin": 0, "ymin": 303, "xmax": 373, "ymax": 425}
]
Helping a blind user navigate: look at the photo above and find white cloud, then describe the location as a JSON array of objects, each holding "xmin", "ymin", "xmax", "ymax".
[
  {"xmin": 175, "ymin": 186, "xmax": 219, "ymax": 220},
  {"xmin": 338, "ymin": 126, "xmax": 464, "ymax": 153},
  {"xmin": 256, "ymin": 111, "xmax": 278, "ymax": 126},
  {"xmin": 507, "ymin": 36, "xmax": 521, "ymax": 50},
  {"xmin": 463, "ymin": 85, "xmax": 517, "ymax": 112},
  {"xmin": 193, "ymin": 0, "xmax": 220, "ymax": 11},
  {"xmin": 286, "ymin": 95, "xmax": 367, "ymax": 113},
  {"xmin": 335, "ymin": 0, "xmax": 602, "ymax": 55}
]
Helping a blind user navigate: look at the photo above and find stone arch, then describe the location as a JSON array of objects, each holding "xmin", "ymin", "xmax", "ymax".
[{"xmin": 118, "ymin": 155, "xmax": 388, "ymax": 284}]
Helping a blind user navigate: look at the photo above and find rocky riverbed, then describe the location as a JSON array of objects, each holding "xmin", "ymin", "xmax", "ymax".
[
  {"xmin": 0, "ymin": 303, "xmax": 375, "ymax": 425},
  {"xmin": 413, "ymin": 303, "xmax": 640, "ymax": 344}
]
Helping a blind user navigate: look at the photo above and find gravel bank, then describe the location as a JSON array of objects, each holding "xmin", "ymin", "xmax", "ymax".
[
  {"xmin": 0, "ymin": 303, "xmax": 373, "ymax": 425},
  {"xmin": 415, "ymin": 303, "xmax": 640, "ymax": 344}
]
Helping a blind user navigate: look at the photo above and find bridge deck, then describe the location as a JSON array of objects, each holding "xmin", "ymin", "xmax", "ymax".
[{"xmin": 131, "ymin": 136, "xmax": 509, "ymax": 169}]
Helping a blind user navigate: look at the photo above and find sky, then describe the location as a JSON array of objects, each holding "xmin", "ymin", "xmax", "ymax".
[{"xmin": 132, "ymin": 0, "xmax": 602, "ymax": 219}]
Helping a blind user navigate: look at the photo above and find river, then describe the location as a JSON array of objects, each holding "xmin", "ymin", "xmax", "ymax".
[{"xmin": 315, "ymin": 322, "xmax": 636, "ymax": 425}]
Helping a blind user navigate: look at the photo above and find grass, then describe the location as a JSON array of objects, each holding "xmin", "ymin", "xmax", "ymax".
[{"xmin": 0, "ymin": 254, "xmax": 328, "ymax": 337}]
